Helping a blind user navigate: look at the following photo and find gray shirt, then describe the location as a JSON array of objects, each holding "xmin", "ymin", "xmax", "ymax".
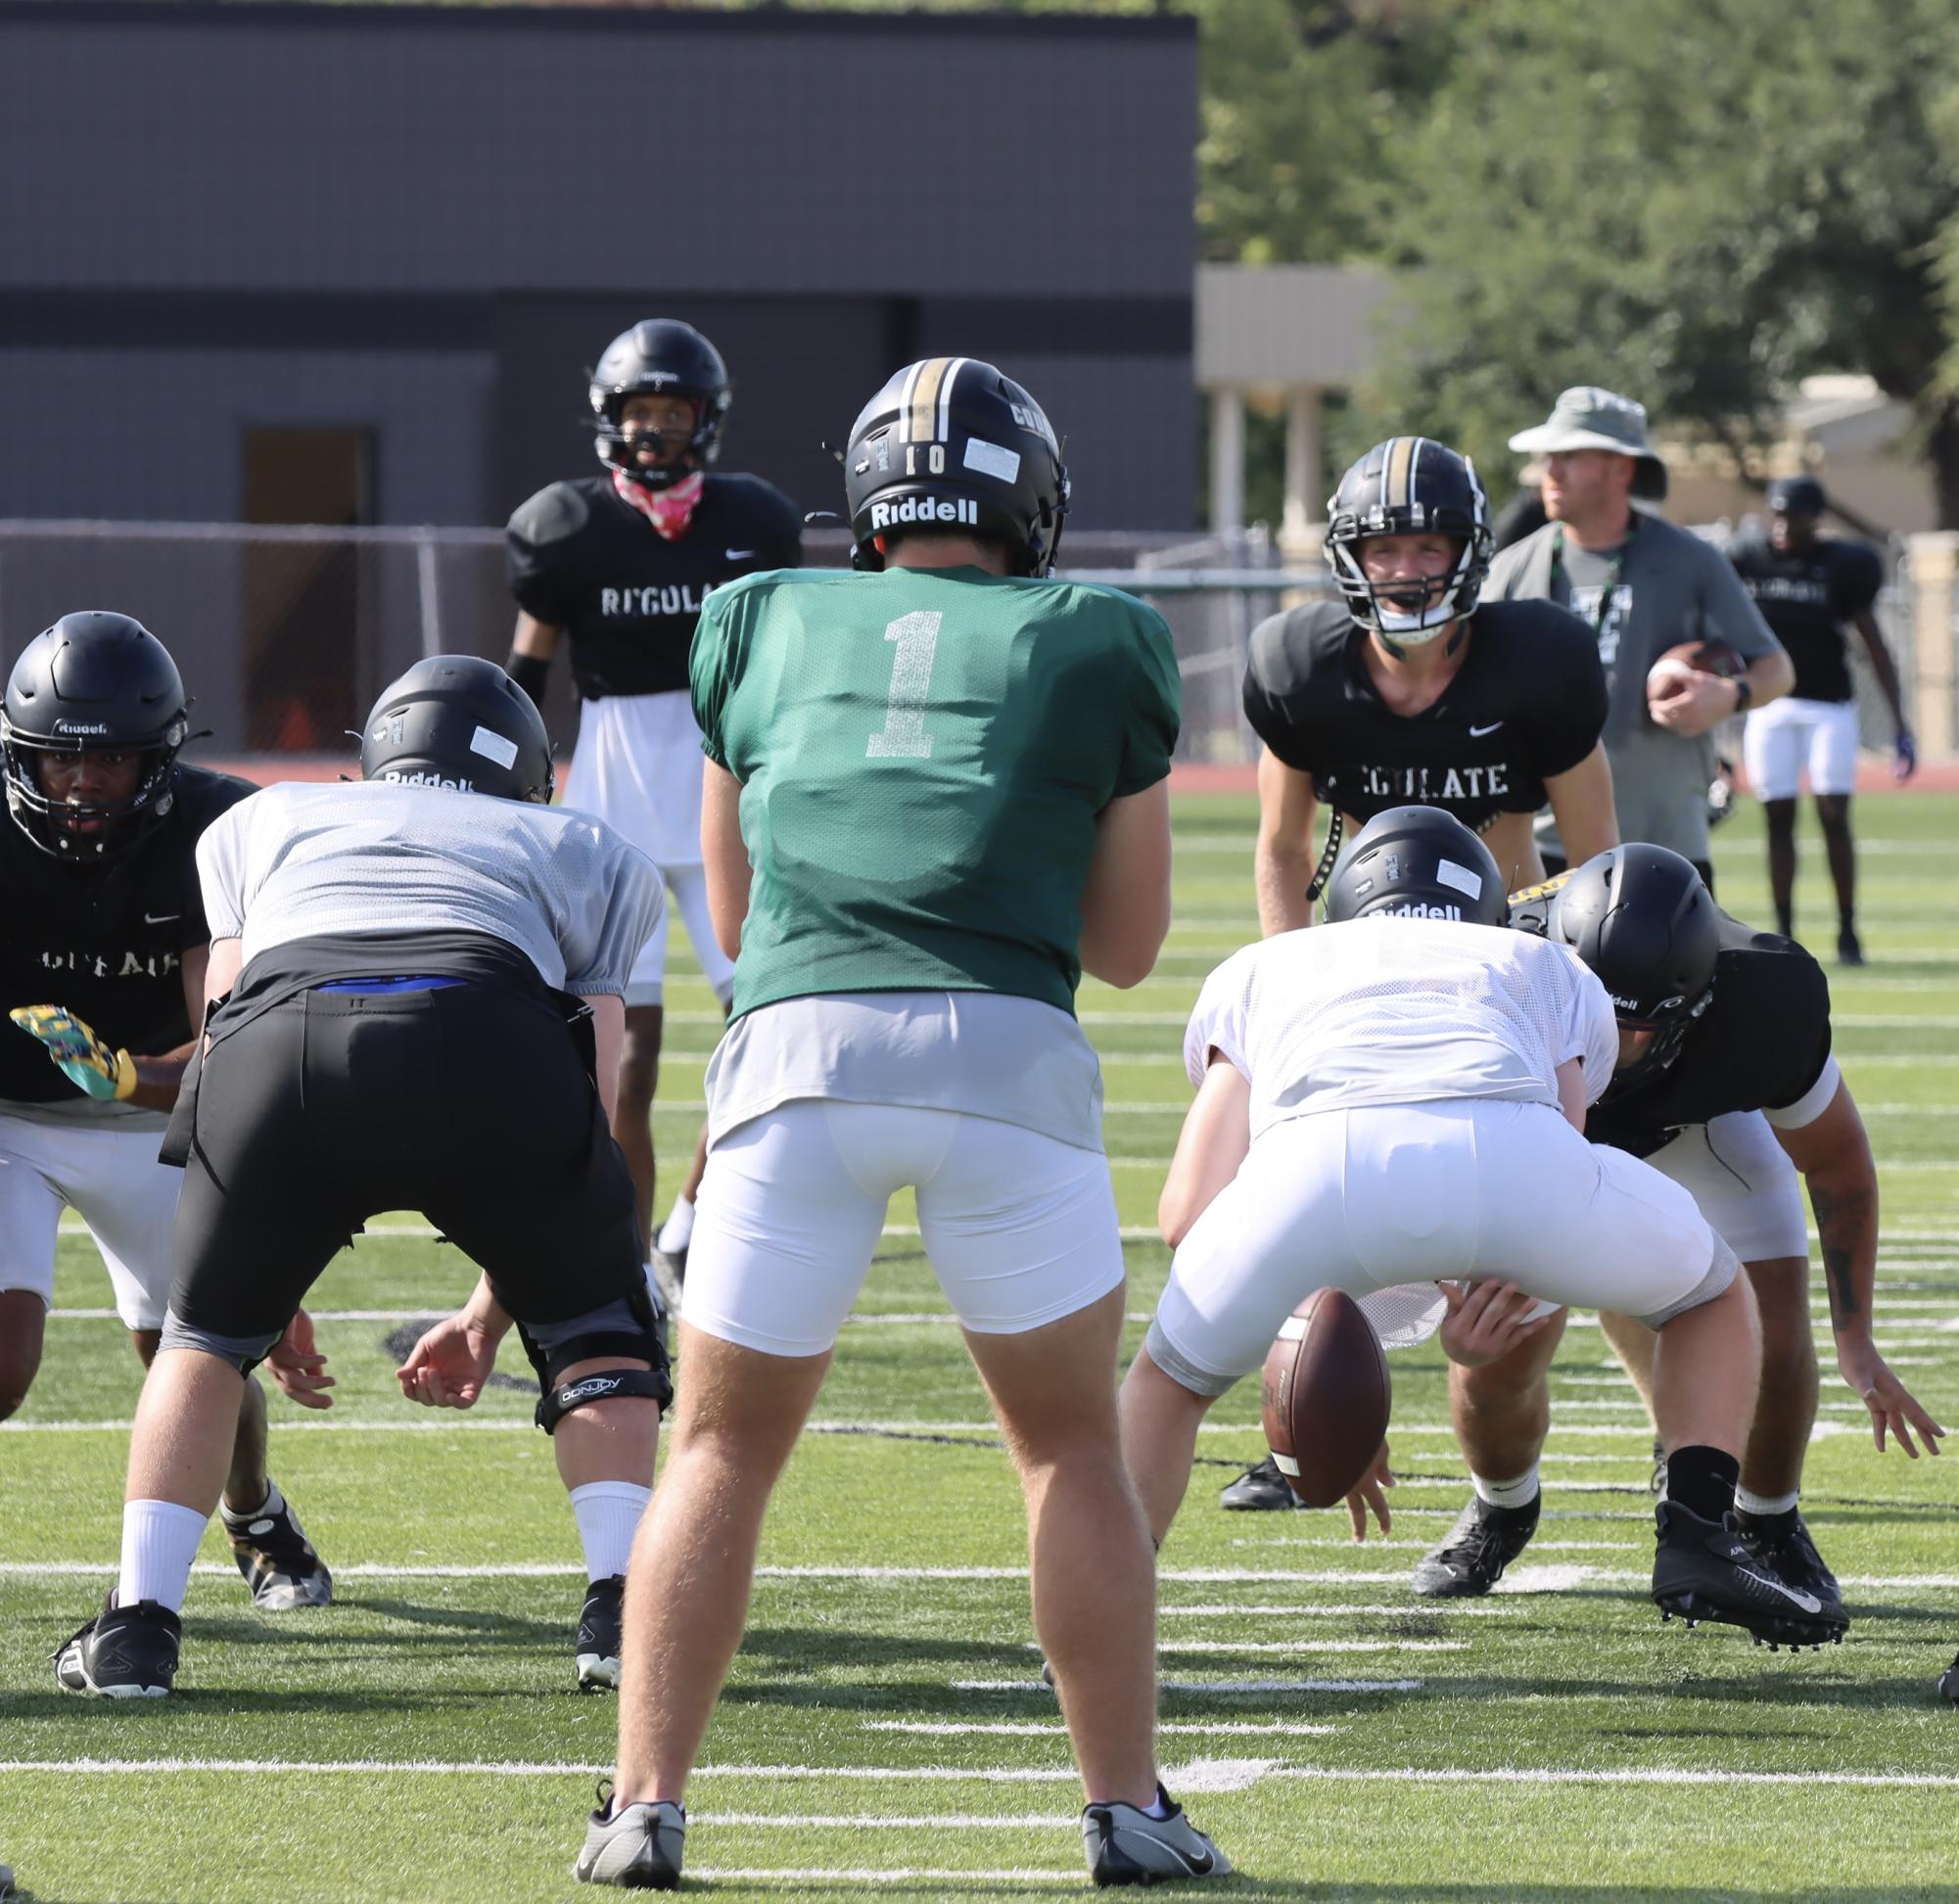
[
  {"xmin": 1485, "ymin": 511, "xmax": 1783, "ymax": 862},
  {"xmin": 197, "ymin": 781, "xmax": 665, "ymax": 997}
]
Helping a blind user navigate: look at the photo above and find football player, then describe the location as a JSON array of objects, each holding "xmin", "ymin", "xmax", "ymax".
[
  {"xmin": 504, "ymin": 319, "xmax": 802, "ymax": 1302},
  {"xmin": 1121, "ymin": 806, "xmax": 1844, "ymax": 1653},
  {"xmin": 0, "ymin": 611, "xmax": 329, "ymax": 1611},
  {"xmin": 1224, "ymin": 435, "xmax": 1621, "ymax": 1510},
  {"xmin": 1412, "ymin": 846, "xmax": 1942, "ymax": 1609},
  {"xmin": 578, "ymin": 359, "xmax": 1226, "ymax": 1890},
  {"xmin": 53, "ymin": 657, "xmax": 669, "ymax": 1699}
]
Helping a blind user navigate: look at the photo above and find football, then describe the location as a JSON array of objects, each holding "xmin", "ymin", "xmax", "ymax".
[
  {"xmin": 1647, "ymin": 639, "xmax": 1747, "ymax": 705},
  {"xmin": 1259, "ymin": 1288, "xmax": 1392, "ymax": 1508}
]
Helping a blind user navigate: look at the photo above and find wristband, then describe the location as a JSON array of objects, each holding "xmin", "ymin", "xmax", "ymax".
[
  {"xmin": 1730, "ymin": 675, "xmax": 1753, "ymax": 717},
  {"xmin": 113, "ymin": 1047, "xmax": 138, "ymax": 1100},
  {"xmin": 506, "ymin": 650, "xmax": 551, "ymax": 707}
]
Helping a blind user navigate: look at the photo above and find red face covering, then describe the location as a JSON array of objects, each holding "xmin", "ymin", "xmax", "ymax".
[{"xmin": 612, "ymin": 467, "xmax": 704, "ymax": 541}]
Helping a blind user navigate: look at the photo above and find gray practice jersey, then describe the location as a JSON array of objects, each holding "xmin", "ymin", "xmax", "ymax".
[
  {"xmin": 197, "ymin": 781, "xmax": 665, "ymax": 997},
  {"xmin": 1486, "ymin": 511, "xmax": 1782, "ymax": 862}
]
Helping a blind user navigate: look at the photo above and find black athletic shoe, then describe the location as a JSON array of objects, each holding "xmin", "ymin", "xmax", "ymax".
[
  {"xmin": 575, "ymin": 1783, "xmax": 684, "ymax": 1888},
  {"xmin": 1082, "ymin": 1785, "xmax": 1230, "ymax": 1886},
  {"xmin": 1652, "ymin": 1500, "xmax": 1848, "ymax": 1649},
  {"xmin": 1219, "ymin": 1454, "xmax": 1305, "ymax": 1511},
  {"xmin": 1938, "ymin": 1651, "xmax": 1959, "ymax": 1702},
  {"xmin": 1735, "ymin": 1507, "xmax": 1842, "ymax": 1616},
  {"xmin": 1838, "ymin": 927, "xmax": 1866, "ymax": 968},
  {"xmin": 577, "ymin": 1575, "xmax": 625, "ymax": 1692},
  {"xmin": 221, "ymin": 1485, "xmax": 332, "ymax": 1610},
  {"xmin": 1412, "ymin": 1492, "xmax": 1541, "ymax": 1599},
  {"xmin": 53, "ymin": 1593, "xmax": 181, "ymax": 1697}
]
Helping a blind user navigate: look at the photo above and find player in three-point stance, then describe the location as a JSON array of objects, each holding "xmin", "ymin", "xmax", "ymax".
[
  {"xmin": 504, "ymin": 319, "xmax": 802, "ymax": 1308},
  {"xmin": 0, "ymin": 611, "xmax": 329, "ymax": 1611},
  {"xmin": 54, "ymin": 657, "xmax": 669, "ymax": 1698},
  {"xmin": 578, "ymin": 358, "xmax": 1226, "ymax": 1889},
  {"xmin": 1120, "ymin": 805, "xmax": 1846, "ymax": 1651},
  {"xmin": 1412, "ymin": 846, "xmax": 1943, "ymax": 1610},
  {"xmin": 1221, "ymin": 435, "xmax": 1619, "ymax": 1510}
]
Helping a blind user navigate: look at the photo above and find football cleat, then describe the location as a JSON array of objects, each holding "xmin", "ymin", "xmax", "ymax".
[
  {"xmin": 1082, "ymin": 1785, "xmax": 1230, "ymax": 1887},
  {"xmin": 221, "ymin": 1485, "xmax": 333, "ymax": 1610},
  {"xmin": 1412, "ymin": 1492, "xmax": 1540, "ymax": 1599},
  {"xmin": 1218, "ymin": 1454, "xmax": 1308, "ymax": 1511},
  {"xmin": 578, "ymin": 1574, "xmax": 626, "ymax": 1692},
  {"xmin": 575, "ymin": 1784, "xmax": 685, "ymax": 1889},
  {"xmin": 1837, "ymin": 927, "xmax": 1866, "ymax": 968},
  {"xmin": 1735, "ymin": 1507, "xmax": 1842, "ymax": 1617},
  {"xmin": 54, "ymin": 1593, "xmax": 181, "ymax": 1697},
  {"xmin": 1938, "ymin": 1651, "xmax": 1958, "ymax": 1702},
  {"xmin": 1652, "ymin": 1500, "xmax": 1848, "ymax": 1649}
]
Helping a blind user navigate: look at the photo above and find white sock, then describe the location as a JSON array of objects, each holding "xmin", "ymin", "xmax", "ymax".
[
  {"xmin": 219, "ymin": 1476, "xmax": 283, "ymax": 1524},
  {"xmin": 1471, "ymin": 1465, "xmax": 1540, "ymax": 1510},
  {"xmin": 119, "ymin": 1500, "xmax": 210, "ymax": 1613},
  {"xmin": 570, "ymin": 1480, "xmax": 651, "ymax": 1582},
  {"xmin": 656, "ymin": 1195, "xmax": 695, "ymax": 1257},
  {"xmin": 1734, "ymin": 1486, "xmax": 1800, "ymax": 1517}
]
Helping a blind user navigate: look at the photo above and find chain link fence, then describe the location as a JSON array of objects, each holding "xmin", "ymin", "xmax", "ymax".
[{"xmin": 0, "ymin": 519, "xmax": 1940, "ymax": 771}]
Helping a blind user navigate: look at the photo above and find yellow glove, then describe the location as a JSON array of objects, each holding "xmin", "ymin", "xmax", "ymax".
[{"xmin": 9, "ymin": 1005, "xmax": 138, "ymax": 1101}]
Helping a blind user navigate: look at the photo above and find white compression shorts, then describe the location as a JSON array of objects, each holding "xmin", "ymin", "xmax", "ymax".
[
  {"xmin": 1743, "ymin": 696, "xmax": 1861, "ymax": 801},
  {"xmin": 682, "ymin": 1099, "xmax": 1125, "ymax": 1358},
  {"xmin": 0, "ymin": 1110, "xmax": 183, "ymax": 1328},
  {"xmin": 1146, "ymin": 1097, "xmax": 1732, "ymax": 1399},
  {"xmin": 1648, "ymin": 1108, "xmax": 1809, "ymax": 1263}
]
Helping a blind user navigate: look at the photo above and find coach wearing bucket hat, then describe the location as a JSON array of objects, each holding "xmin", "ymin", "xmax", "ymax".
[{"xmin": 1485, "ymin": 387, "xmax": 1792, "ymax": 885}]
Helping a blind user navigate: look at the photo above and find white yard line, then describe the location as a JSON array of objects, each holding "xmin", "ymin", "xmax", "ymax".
[
  {"xmin": 863, "ymin": 1720, "xmax": 1340, "ymax": 1738},
  {"xmin": 953, "ymin": 1678, "xmax": 1423, "ymax": 1695}
]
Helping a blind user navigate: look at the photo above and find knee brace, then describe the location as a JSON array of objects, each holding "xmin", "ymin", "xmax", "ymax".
[{"xmin": 516, "ymin": 1284, "xmax": 673, "ymax": 1433}]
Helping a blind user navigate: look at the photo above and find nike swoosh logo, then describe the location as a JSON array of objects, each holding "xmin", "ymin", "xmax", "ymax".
[
  {"xmin": 143, "ymin": 912, "xmax": 180, "ymax": 925},
  {"xmin": 1469, "ymin": 721, "xmax": 1504, "ymax": 737},
  {"xmin": 1737, "ymin": 1567, "xmax": 1823, "ymax": 1614},
  {"xmin": 724, "ymin": 548, "xmax": 757, "ymax": 560},
  {"xmin": 1123, "ymin": 1829, "xmax": 1212, "ymax": 1874}
]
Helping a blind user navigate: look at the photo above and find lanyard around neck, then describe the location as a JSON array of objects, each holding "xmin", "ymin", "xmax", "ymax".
[{"xmin": 1552, "ymin": 513, "xmax": 1638, "ymax": 641}]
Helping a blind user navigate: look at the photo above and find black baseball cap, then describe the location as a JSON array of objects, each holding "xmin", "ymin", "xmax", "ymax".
[{"xmin": 1766, "ymin": 476, "xmax": 1827, "ymax": 517}]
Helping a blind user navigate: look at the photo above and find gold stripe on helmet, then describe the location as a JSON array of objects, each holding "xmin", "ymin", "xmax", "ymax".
[
  {"xmin": 905, "ymin": 357, "xmax": 955, "ymax": 443},
  {"xmin": 1386, "ymin": 435, "xmax": 1417, "ymax": 509}
]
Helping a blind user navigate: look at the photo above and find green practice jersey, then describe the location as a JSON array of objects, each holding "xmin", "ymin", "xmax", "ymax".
[{"xmin": 691, "ymin": 564, "xmax": 1180, "ymax": 1020}]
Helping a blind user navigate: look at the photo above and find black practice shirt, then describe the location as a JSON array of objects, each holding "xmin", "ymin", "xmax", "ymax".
[
  {"xmin": 1509, "ymin": 900, "xmax": 1834, "ymax": 1160},
  {"xmin": 1243, "ymin": 598, "xmax": 1609, "ymax": 830},
  {"xmin": 505, "ymin": 472, "xmax": 803, "ymax": 700},
  {"xmin": 1727, "ymin": 532, "xmax": 1882, "ymax": 705},
  {"xmin": 0, "ymin": 766, "xmax": 254, "ymax": 1106}
]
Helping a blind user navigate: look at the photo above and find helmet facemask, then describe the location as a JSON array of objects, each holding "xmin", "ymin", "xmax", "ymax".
[
  {"xmin": 2, "ymin": 724, "xmax": 185, "ymax": 860},
  {"xmin": 1328, "ymin": 532, "xmax": 1486, "ymax": 650}
]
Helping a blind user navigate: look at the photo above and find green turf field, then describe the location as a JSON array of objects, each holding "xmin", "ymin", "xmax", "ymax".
[{"xmin": 3, "ymin": 791, "xmax": 1955, "ymax": 1902}]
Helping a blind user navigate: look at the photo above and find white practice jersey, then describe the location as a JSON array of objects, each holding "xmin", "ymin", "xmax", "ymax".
[
  {"xmin": 197, "ymin": 780, "xmax": 664, "ymax": 998},
  {"xmin": 1185, "ymin": 919, "xmax": 1619, "ymax": 1140}
]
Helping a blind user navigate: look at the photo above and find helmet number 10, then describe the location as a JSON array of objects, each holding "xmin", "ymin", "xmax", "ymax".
[{"xmin": 866, "ymin": 611, "xmax": 943, "ymax": 761}]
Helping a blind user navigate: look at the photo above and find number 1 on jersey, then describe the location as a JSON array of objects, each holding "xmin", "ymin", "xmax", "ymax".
[{"xmin": 866, "ymin": 610, "xmax": 943, "ymax": 760}]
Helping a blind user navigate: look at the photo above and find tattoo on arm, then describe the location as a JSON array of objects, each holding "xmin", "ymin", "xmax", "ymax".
[{"xmin": 1810, "ymin": 1181, "xmax": 1876, "ymax": 1326}]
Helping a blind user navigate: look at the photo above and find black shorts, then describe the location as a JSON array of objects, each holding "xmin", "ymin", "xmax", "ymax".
[{"xmin": 168, "ymin": 982, "xmax": 644, "ymax": 1342}]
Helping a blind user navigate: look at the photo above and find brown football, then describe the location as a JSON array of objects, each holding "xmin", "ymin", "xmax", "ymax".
[
  {"xmin": 1259, "ymin": 1288, "xmax": 1392, "ymax": 1508},
  {"xmin": 1647, "ymin": 639, "xmax": 1747, "ymax": 701}
]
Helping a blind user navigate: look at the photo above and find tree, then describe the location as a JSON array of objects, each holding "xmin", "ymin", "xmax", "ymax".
[{"xmin": 1365, "ymin": 0, "xmax": 1959, "ymax": 526}]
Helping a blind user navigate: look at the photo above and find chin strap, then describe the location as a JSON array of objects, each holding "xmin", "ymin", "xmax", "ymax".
[{"xmin": 1303, "ymin": 810, "xmax": 1345, "ymax": 906}]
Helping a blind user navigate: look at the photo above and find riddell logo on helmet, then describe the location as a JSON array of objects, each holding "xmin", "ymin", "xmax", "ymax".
[
  {"xmin": 1370, "ymin": 900, "xmax": 1462, "ymax": 919},
  {"xmin": 53, "ymin": 720, "xmax": 112, "ymax": 736},
  {"xmin": 379, "ymin": 767, "xmax": 477, "ymax": 793},
  {"xmin": 868, "ymin": 496, "xmax": 980, "ymax": 530}
]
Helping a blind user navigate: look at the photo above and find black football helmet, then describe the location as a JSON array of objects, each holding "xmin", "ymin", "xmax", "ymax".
[
  {"xmin": 3, "ymin": 611, "xmax": 191, "ymax": 859},
  {"xmin": 587, "ymin": 319, "xmax": 731, "ymax": 491},
  {"xmin": 1548, "ymin": 845, "xmax": 1720, "ymax": 1091},
  {"xmin": 1326, "ymin": 437, "xmax": 1494, "ymax": 652},
  {"xmin": 360, "ymin": 656, "xmax": 554, "ymax": 804},
  {"xmin": 843, "ymin": 357, "xmax": 1070, "ymax": 576},
  {"xmin": 1323, "ymin": 805, "xmax": 1507, "ymax": 926}
]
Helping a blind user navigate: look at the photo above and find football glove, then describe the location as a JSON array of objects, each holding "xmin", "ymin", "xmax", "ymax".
[
  {"xmin": 1896, "ymin": 729, "xmax": 1918, "ymax": 782},
  {"xmin": 9, "ymin": 1005, "xmax": 138, "ymax": 1101}
]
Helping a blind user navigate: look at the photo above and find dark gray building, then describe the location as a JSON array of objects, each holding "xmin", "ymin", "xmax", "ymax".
[{"xmin": 0, "ymin": 2, "xmax": 1196, "ymax": 534}]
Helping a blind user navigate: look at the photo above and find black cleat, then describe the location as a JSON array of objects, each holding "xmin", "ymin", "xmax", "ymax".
[
  {"xmin": 1218, "ymin": 1454, "xmax": 1306, "ymax": 1511},
  {"xmin": 1653, "ymin": 1500, "xmax": 1848, "ymax": 1649},
  {"xmin": 222, "ymin": 1484, "xmax": 332, "ymax": 1610},
  {"xmin": 1082, "ymin": 1785, "xmax": 1229, "ymax": 1886},
  {"xmin": 1938, "ymin": 1651, "xmax": 1959, "ymax": 1702},
  {"xmin": 575, "ymin": 1783, "xmax": 685, "ymax": 1888},
  {"xmin": 1837, "ymin": 928, "xmax": 1865, "ymax": 968},
  {"xmin": 1412, "ymin": 1492, "xmax": 1541, "ymax": 1599},
  {"xmin": 1735, "ymin": 1507, "xmax": 1842, "ymax": 1617},
  {"xmin": 577, "ymin": 1575, "xmax": 625, "ymax": 1692},
  {"xmin": 54, "ymin": 1593, "xmax": 181, "ymax": 1697}
]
